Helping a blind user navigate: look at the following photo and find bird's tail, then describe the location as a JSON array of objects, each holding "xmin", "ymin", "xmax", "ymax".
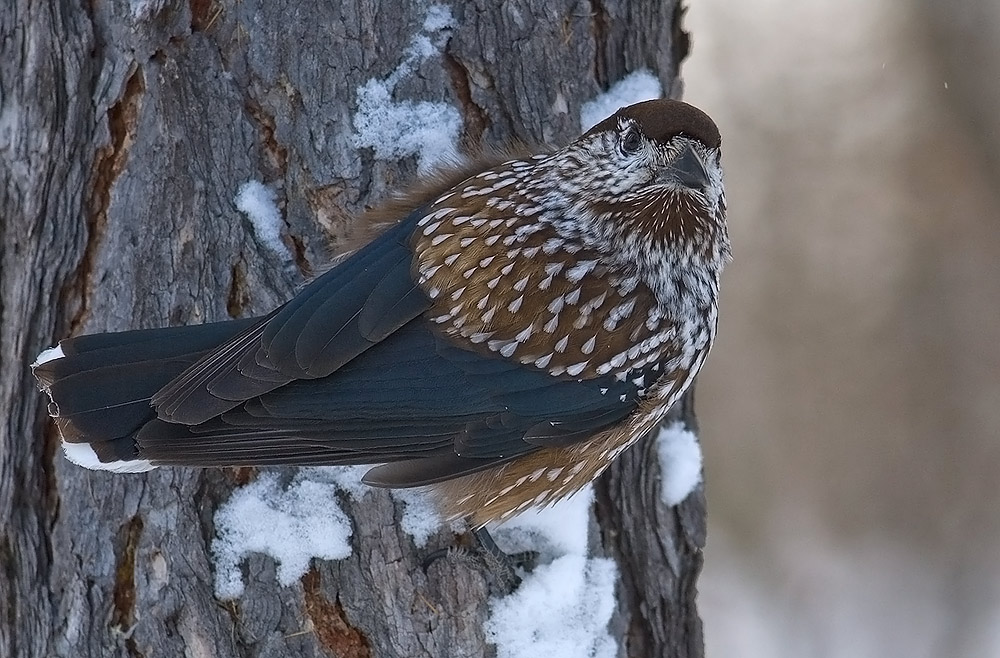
[{"xmin": 32, "ymin": 318, "xmax": 259, "ymax": 472}]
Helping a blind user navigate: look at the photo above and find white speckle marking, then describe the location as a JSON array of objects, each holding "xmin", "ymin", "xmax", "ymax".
[
  {"xmin": 542, "ymin": 238, "xmax": 564, "ymax": 254},
  {"xmin": 565, "ymin": 260, "xmax": 597, "ymax": 282}
]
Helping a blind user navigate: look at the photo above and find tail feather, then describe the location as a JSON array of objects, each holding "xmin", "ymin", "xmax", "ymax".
[
  {"xmin": 62, "ymin": 437, "xmax": 151, "ymax": 471},
  {"xmin": 33, "ymin": 319, "xmax": 259, "ymax": 471},
  {"xmin": 47, "ymin": 359, "xmax": 193, "ymax": 431}
]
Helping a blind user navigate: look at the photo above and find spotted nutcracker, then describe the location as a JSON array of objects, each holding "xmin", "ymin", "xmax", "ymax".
[{"xmin": 32, "ymin": 99, "xmax": 729, "ymax": 528}]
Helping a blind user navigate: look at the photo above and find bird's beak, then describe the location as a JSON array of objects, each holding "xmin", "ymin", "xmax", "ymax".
[{"xmin": 668, "ymin": 144, "xmax": 710, "ymax": 190}]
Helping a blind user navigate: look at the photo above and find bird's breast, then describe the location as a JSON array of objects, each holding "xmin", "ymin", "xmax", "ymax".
[{"xmin": 410, "ymin": 203, "xmax": 700, "ymax": 387}]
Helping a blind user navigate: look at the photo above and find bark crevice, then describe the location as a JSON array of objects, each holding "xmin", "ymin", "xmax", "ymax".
[
  {"xmin": 302, "ymin": 569, "xmax": 372, "ymax": 658},
  {"xmin": 443, "ymin": 52, "xmax": 488, "ymax": 149},
  {"xmin": 589, "ymin": 0, "xmax": 610, "ymax": 88},
  {"xmin": 112, "ymin": 516, "xmax": 145, "ymax": 658},
  {"xmin": 72, "ymin": 65, "xmax": 145, "ymax": 335}
]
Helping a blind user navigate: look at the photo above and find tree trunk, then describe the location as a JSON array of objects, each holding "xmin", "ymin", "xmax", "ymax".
[{"xmin": 1, "ymin": 1, "xmax": 705, "ymax": 656}]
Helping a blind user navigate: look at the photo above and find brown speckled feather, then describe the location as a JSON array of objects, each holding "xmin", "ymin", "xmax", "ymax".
[{"xmin": 413, "ymin": 178, "xmax": 671, "ymax": 383}]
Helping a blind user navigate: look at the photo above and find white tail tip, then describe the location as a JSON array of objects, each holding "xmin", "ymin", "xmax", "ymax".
[
  {"xmin": 32, "ymin": 344, "xmax": 65, "ymax": 368},
  {"xmin": 62, "ymin": 441, "xmax": 157, "ymax": 473}
]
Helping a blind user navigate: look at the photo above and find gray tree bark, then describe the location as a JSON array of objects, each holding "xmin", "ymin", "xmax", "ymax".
[{"xmin": 1, "ymin": 1, "xmax": 705, "ymax": 656}]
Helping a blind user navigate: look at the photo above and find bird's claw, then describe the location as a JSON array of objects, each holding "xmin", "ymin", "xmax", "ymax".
[{"xmin": 423, "ymin": 527, "xmax": 538, "ymax": 596}]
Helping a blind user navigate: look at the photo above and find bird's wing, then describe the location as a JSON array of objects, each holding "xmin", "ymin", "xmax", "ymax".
[
  {"xmin": 135, "ymin": 321, "xmax": 657, "ymax": 485},
  {"xmin": 151, "ymin": 212, "xmax": 431, "ymax": 424}
]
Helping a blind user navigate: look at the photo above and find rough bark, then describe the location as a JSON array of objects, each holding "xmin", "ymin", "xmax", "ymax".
[{"xmin": 0, "ymin": 1, "xmax": 704, "ymax": 656}]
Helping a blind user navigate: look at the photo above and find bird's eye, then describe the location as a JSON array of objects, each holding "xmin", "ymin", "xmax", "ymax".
[{"xmin": 621, "ymin": 129, "xmax": 642, "ymax": 155}]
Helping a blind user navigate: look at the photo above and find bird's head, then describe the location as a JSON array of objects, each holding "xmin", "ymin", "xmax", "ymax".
[{"xmin": 544, "ymin": 99, "xmax": 729, "ymax": 269}]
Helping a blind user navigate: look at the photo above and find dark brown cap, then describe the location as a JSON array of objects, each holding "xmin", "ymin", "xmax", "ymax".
[{"xmin": 584, "ymin": 99, "xmax": 721, "ymax": 149}]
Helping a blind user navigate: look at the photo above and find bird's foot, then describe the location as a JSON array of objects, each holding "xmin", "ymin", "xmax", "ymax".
[{"xmin": 423, "ymin": 526, "xmax": 537, "ymax": 596}]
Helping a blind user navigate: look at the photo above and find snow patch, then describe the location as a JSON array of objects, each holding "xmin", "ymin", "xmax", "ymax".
[
  {"xmin": 352, "ymin": 5, "xmax": 461, "ymax": 173},
  {"xmin": 580, "ymin": 70, "xmax": 664, "ymax": 132},
  {"xmin": 212, "ymin": 472, "xmax": 353, "ymax": 599},
  {"xmin": 489, "ymin": 486, "xmax": 618, "ymax": 658},
  {"xmin": 302, "ymin": 466, "xmax": 444, "ymax": 548},
  {"xmin": 392, "ymin": 487, "xmax": 443, "ymax": 548},
  {"xmin": 422, "ymin": 4, "xmax": 455, "ymax": 32},
  {"xmin": 486, "ymin": 556, "xmax": 618, "ymax": 658},
  {"xmin": 656, "ymin": 421, "xmax": 703, "ymax": 505},
  {"xmin": 494, "ymin": 488, "xmax": 592, "ymax": 558},
  {"xmin": 129, "ymin": 0, "xmax": 164, "ymax": 19},
  {"xmin": 235, "ymin": 180, "xmax": 292, "ymax": 260},
  {"xmin": 313, "ymin": 465, "xmax": 371, "ymax": 500}
]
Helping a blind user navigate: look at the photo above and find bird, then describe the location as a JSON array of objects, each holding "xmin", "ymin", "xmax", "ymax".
[{"xmin": 32, "ymin": 99, "xmax": 729, "ymax": 529}]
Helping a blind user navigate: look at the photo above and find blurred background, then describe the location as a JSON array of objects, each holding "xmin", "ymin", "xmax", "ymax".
[{"xmin": 683, "ymin": 0, "xmax": 1000, "ymax": 656}]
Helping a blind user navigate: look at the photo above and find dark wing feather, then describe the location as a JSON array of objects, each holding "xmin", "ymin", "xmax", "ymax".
[
  {"xmin": 151, "ymin": 318, "xmax": 279, "ymax": 421},
  {"xmin": 151, "ymin": 212, "xmax": 430, "ymax": 424},
  {"xmin": 138, "ymin": 322, "xmax": 649, "ymax": 485},
  {"xmin": 356, "ymin": 255, "xmax": 430, "ymax": 342}
]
